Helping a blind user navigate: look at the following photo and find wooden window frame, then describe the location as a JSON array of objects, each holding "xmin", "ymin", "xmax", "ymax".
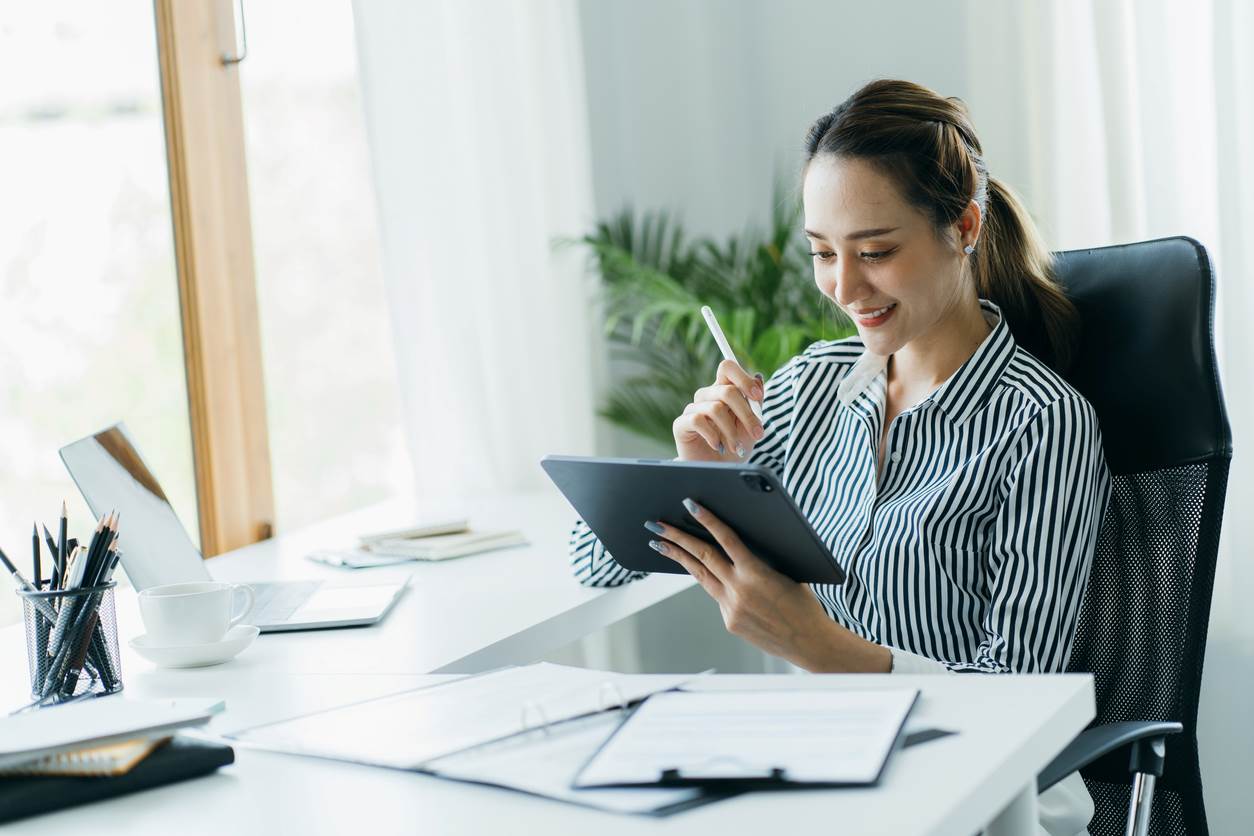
[{"xmin": 153, "ymin": 0, "xmax": 274, "ymax": 556}]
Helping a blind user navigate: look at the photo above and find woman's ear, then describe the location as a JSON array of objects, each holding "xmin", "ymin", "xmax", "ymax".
[{"xmin": 957, "ymin": 199, "xmax": 983, "ymax": 251}]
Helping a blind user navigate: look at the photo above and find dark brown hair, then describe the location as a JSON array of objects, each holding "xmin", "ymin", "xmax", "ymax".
[{"xmin": 803, "ymin": 79, "xmax": 1077, "ymax": 370}]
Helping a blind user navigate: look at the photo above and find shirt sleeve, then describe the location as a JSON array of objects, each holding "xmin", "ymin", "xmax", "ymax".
[
  {"xmin": 568, "ymin": 517, "xmax": 647, "ymax": 588},
  {"xmin": 889, "ymin": 645, "xmax": 951, "ymax": 674},
  {"xmin": 946, "ymin": 396, "xmax": 1111, "ymax": 674},
  {"xmin": 745, "ymin": 352, "xmax": 804, "ymax": 477}
]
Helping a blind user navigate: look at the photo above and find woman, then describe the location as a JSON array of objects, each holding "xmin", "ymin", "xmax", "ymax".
[{"xmin": 569, "ymin": 79, "xmax": 1110, "ymax": 835}]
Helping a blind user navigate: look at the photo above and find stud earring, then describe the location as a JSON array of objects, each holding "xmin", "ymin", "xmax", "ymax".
[{"xmin": 963, "ymin": 244, "xmax": 975, "ymax": 255}]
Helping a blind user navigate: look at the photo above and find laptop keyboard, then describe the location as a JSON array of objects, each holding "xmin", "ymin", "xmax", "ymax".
[{"xmin": 248, "ymin": 581, "xmax": 322, "ymax": 624}]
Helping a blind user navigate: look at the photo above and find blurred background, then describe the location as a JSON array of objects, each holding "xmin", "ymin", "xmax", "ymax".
[{"xmin": 0, "ymin": 1, "xmax": 1250, "ymax": 829}]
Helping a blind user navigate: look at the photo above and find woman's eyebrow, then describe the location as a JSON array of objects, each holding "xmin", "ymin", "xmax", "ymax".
[
  {"xmin": 844, "ymin": 226, "xmax": 899, "ymax": 240},
  {"xmin": 803, "ymin": 226, "xmax": 900, "ymax": 241}
]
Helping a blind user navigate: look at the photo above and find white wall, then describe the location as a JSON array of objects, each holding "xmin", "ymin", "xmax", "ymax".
[{"xmin": 579, "ymin": 0, "xmax": 967, "ymax": 239}]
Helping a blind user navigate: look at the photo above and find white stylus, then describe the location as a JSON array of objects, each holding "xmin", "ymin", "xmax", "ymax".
[{"xmin": 700, "ymin": 305, "xmax": 764, "ymax": 421}]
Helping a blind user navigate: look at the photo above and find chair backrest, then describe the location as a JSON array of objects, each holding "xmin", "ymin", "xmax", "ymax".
[{"xmin": 1050, "ymin": 237, "xmax": 1232, "ymax": 836}]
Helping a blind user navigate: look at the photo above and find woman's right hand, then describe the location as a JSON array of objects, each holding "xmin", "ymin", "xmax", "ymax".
[{"xmin": 673, "ymin": 360, "xmax": 766, "ymax": 462}]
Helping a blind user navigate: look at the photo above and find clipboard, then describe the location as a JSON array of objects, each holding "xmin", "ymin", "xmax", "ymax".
[{"xmin": 572, "ymin": 688, "xmax": 920, "ymax": 790}]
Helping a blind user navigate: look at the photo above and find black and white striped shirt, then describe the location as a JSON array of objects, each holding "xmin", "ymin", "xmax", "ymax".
[{"xmin": 570, "ymin": 300, "xmax": 1111, "ymax": 674}]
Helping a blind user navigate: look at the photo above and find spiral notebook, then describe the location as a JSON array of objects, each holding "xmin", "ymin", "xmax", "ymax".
[
  {"xmin": 0, "ymin": 737, "xmax": 167, "ymax": 778},
  {"xmin": 0, "ymin": 697, "xmax": 224, "ymax": 772}
]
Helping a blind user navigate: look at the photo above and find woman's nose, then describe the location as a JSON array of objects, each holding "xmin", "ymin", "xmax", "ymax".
[{"xmin": 832, "ymin": 260, "xmax": 870, "ymax": 307}]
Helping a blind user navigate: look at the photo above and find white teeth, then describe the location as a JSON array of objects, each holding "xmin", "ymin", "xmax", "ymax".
[{"xmin": 855, "ymin": 304, "xmax": 895, "ymax": 320}]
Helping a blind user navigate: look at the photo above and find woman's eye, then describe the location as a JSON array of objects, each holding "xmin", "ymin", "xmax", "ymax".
[
  {"xmin": 809, "ymin": 251, "xmax": 835, "ymax": 262},
  {"xmin": 860, "ymin": 248, "xmax": 896, "ymax": 262}
]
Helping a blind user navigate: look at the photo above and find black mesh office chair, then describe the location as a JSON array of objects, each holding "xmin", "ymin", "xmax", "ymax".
[{"xmin": 1026, "ymin": 237, "xmax": 1231, "ymax": 836}]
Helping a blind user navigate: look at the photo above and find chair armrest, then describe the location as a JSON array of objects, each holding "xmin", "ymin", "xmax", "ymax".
[{"xmin": 1037, "ymin": 720, "xmax": 1183, "ymax": 793}]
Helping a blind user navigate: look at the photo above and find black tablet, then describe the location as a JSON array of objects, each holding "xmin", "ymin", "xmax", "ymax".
[{"xmin": 541, "ymin": 455, "xmax": 845, "ymax": 585}]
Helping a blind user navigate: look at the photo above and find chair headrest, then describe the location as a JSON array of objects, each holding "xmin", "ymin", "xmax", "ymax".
[{"xmin": 1052, "ymin": 236, "xmax": 1231, "ymax": 475}]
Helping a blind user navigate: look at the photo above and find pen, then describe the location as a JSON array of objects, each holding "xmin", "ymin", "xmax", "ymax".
[{"xmin": 700, "ymin": 305, "xmax": 764, "ymax": 421}]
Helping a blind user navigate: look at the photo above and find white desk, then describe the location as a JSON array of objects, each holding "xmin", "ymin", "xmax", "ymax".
[
  {"xmin": 179, "ymin": 489, "xmax": 694, "ymax": 674},
  {"xmin": 1, "ymin": 489, "xmax": 1095, "ymax": 835}
]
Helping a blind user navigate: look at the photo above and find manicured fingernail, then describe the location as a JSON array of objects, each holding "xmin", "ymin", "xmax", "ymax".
[
  {"xmin": 643, "ymin": 520, "xmax": 665, "ymax": 536},
  {"xmin": 735, "ymin": 444, "xmax": 745, "ymax": 458},
  {"xmin": 753, "ymin": 425, "xmax": 764, "ymax": 440},
  {"xmin": 752, "ymin": 383, "xmax": 764, "ymax": 400},
  {"xmin": 648, "ymin": 539, "xmax": 668, "ymax": 554},
  {"xmin": 682, "ymin": 498, "xmax": 700, "ymax": 516}
]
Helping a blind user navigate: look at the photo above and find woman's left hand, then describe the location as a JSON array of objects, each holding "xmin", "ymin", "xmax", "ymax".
[{"xmin": 645, "ymin": 498, "xmax": 838, "ymax": 668}]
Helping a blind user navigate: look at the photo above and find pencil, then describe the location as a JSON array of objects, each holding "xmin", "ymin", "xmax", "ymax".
[
  {"xmin": 57, "ymin": 500, "xmax": 67, "ymax": 575},
  {"xmin": 0, "ymin": 546, "xmax": 59, "ymax": 621},
  {"xmin": 41, "ymin": 524, "xmax": 59, "ymax": 588},
  {"xmin": 83, "ymin": 513, "xmax": 107, "ymax": 584},
  {"xmin": 32, "ymin": 524, "xmax": 41, "ymax": 589},
  {"xmin": 0, "ymin": 545, "xmax": 19, "ymax": 578}
]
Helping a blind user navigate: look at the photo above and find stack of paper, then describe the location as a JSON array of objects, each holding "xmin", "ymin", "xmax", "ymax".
[
  {"xmin": 363, "ymin": 529, "xmax": 528, "ymax": 561},
  {"xmin": 307, "ymin": 518, "xmax": 530, "ymax": 569}
]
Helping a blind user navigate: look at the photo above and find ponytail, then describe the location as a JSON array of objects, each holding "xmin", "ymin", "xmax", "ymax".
[
  {"xmin": 973, "ymin": 177, "xmax": 1077, "ymax": 370},
  {"xmin": 803, "ymin": 79, "xmax": 1079, "ymax": 371}
]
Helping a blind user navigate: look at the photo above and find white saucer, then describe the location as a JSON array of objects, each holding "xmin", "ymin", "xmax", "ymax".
[{"xmin": 129, "ymin": 624, "xmax": 260, "ymax": 669}]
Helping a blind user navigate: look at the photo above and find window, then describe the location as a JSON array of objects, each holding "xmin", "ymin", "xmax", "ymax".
[
  {"xmin": 0, "ymin": 3, "xmax": 196, "ymax": 623},
  {"xmin": 238, "ymin": 0, "xmax": 412, "ymax": 531}
]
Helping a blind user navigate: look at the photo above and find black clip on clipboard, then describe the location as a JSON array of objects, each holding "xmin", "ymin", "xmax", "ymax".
[{"xmin": 658, "ymin": 764, "xmax": 795, "ymax": 789}]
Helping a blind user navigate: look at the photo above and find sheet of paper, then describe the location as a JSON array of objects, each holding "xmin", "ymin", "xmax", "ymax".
[
  {"xmin": 575, "ymin": 688, "xmax": 918, "ymax": 786},
  {"xmin": 426, "ymin": 711, "xmax": 706, "ymax": 815},
  {"xmin": 230, "ymin": 663, "xmax": 702, "ymax": 769}
]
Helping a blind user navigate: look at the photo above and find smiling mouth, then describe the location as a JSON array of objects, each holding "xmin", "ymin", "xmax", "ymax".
[{"xmin": 850, "ymin": 303, "xmax": 897, "ymax": 326}]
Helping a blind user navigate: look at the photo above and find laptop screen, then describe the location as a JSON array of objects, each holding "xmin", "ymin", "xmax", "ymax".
[{"xmin": 58, "ymin": 423, "xmax": 210, "ymax": 591}]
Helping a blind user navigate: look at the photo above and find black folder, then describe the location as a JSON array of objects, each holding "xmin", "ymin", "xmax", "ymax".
[{"xmin": 0, "ymin": 737, "xmax": 234, "ymax": 824}]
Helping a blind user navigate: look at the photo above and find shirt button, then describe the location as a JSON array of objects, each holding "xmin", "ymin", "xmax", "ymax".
[{"xmin": 891, "ymin": 451, "xmax": 902, "ymax": 463}]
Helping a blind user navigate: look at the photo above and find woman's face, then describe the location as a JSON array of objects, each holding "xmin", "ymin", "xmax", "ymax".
[{"xmin": 802, "ymin": 154, "xmax": 973, "ymax": 357}]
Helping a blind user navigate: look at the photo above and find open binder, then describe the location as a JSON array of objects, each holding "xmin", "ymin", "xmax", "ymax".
[
  {"xmin": 574, "ymin": 688, "xmax": 920, "ymax": 790},
  {"xmin": 227, "ymin": 663, "xmax": 703, "ymax": 770}
]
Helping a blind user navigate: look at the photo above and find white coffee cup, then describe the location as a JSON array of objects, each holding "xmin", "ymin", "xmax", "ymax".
[{"xmin": 138, "ymin": 581, "xmax": 256, "ymax": 646}]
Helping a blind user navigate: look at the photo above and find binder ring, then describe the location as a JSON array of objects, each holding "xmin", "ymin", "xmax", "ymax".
[
  {"xmin": 520, "ymin": 699, "xmax": 551, "ymax": 735},
  {"xmin": 597, "ymin": 681, "xmax": 628, "ymax": 712}
]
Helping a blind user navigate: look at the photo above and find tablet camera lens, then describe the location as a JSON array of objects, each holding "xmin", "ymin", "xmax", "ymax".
[{"xmin": 741, "ymin": 473, "xmax": 771, "ymax": 492}]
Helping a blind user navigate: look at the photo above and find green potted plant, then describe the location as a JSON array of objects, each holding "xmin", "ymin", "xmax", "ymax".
[{"xmin": 575, "ymin": 192, "xmax": 855, "ymax": 446}]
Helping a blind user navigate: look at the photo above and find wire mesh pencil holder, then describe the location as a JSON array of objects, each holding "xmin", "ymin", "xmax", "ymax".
[{"xmin": 18, "ymin": 581, "xmax": 123, "ymax": 705}]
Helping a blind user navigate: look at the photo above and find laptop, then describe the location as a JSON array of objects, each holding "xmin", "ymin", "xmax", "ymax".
[{"xmin": 59, "ymin": 423, "xmax": 408, "ymax": 632}]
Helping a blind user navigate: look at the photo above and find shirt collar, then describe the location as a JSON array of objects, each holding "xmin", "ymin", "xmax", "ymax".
[{"xmin": 836, "ymin": 299, "xmax": 1017, "ymax": 424}]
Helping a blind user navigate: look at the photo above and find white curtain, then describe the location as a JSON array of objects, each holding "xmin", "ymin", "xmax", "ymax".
[
  {"xmin": 966, "ymin": 1, "xmax": 1254, "ymax": 829},
  {"xmin": 350, "ymin": 0, "xmax": 601, "ymax": 506}
]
